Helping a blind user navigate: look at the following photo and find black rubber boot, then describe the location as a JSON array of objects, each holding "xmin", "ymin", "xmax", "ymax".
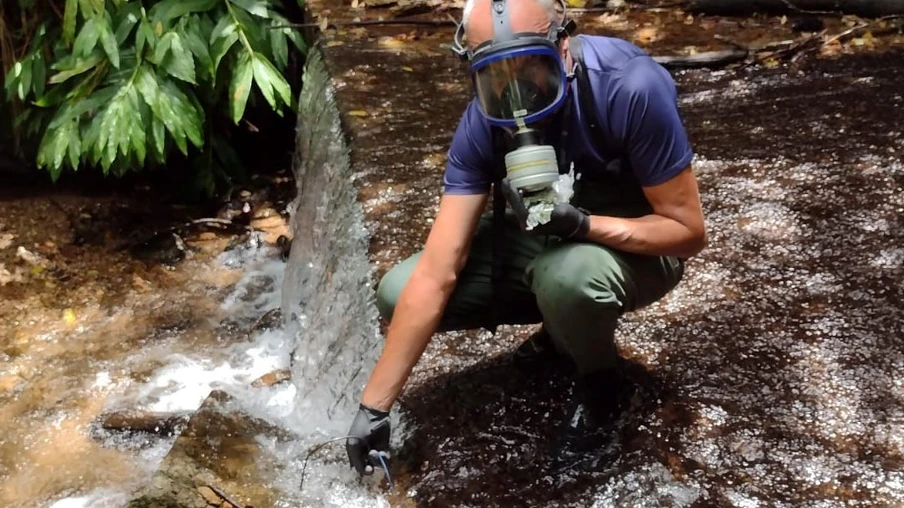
[
  {"xmin": 560, "ymin": 364, "xmax": 635, "ymax": 449},
  {"xmin": 512, "ymin": 326, "xmax": 571, "ymax": 367}
]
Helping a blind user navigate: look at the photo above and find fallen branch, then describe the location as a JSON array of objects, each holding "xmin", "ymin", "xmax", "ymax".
[
  {"xmin": 115, "ymin": 218, "xmax": 254, "ymax": 252},
  {"xmin": 206, "ymin": 485, "xmax": 244, "ymax": 508},
  {"xmin": 789, "ymin": 14, "xmax": 903, "ymax": 61},
  {"xmin": 654, "ymin": 48, "xmax": 749, "ymax": 69},
  {"xmin": 100, "ymin": 410, "xmax": 190, "ymax": 435},
  {"xmin": 685, "ymin": 0, "xmax": 904, "ymax": 17},
  {"xmin": 824, "ymin": 13, "xmax": 904, "ymax": 44}
]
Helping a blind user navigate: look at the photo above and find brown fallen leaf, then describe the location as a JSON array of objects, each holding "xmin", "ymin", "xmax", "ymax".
[
  {"xmin": 634, "ymin": 27, "xmax": 660, "ymax": 44},
  {"xmin": 0, "ymin": 233, "xmax": 14, "ymax": 250},
  {"xmin": 252, "ymin": 369, "xmax": 292, "ymax": 388},
  {"xmin": 348, "ymin": 110, "xmax": 368, "ymax": 117}
]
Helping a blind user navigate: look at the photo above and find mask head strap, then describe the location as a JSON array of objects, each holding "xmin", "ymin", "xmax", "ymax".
[
  {"xmin": 491, "ymin": 0, "xmax": 513, "ymax": 43},
  {"xmin": 451, "ymin": 0, "xmax": 577, "ymax": 61}
]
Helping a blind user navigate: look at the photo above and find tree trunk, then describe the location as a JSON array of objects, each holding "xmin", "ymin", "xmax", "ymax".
[{"xmin": 685, "ymin": 0, "xmax": 904, "ymax": 16}]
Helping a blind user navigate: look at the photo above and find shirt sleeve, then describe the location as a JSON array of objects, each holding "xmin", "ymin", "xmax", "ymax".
[
  {"xmin": 607, "ymin": 56, "xmax": 694, "ymax": 187},
  {"xmin": 443, "ymin": 100, "xmax": 495, "ymax": 195}
]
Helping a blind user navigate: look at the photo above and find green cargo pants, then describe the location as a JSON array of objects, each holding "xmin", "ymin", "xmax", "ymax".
[{"xmin": 375, "ymin": 179, "xmax": 685, "ymax": 375}]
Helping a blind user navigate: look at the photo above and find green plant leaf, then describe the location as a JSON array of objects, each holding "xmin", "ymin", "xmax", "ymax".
[
  {"xmin": 63, "ymin": 0, "xmax": 79, "ymax": 44},
  {"xmin": 151, "ymin": 114, "xmax": 166, "ymax": 161},
  {"xmin": 73, "ymin": 18, "xmax": 102, "ymax": 58},
  {"xmin": 230, "ymin": 5, "xmax": 265, "ymax": 48},
  {"xmin": 33, "ymin": 83, "xmax": 70, "ymax": 107},
  {"xmin": 32, "ymin": 56, "xmax": 47, "ymax": 98},
  {"xmin": 92, "ymin": 98, "xmax": 120, "ymax": 171},
  {"xmin": 67, "ymin": 120, "xmax": 82, "ymax": 170},
  {"xmin": 268, "ymin": 12, "xmax": 305, "ymax": 53},
  {"xmin": 161, "ymin": 34, "xmax": 196, "ymax": 84},
  {"xmin": 210, "ymin": 15, "xmax": 238, "ymax": 44},
  {"xmin": 252, "ymin": 53, "xmax": 292, "ymax": 109},
  {"xmin": 229, "ymin": 52, "xmax": 253, "ymax": 124},
  {"xmin": 211, "ymin": 32, "xmax": 239, "ymax": 77},
  {"xmin": 136, "ymin": 66, "xmax": 182, "ymax": 153},
  {"xmin": 180, "ymin": 22, "xmax": 213, "ymax": 80},
  {"xmin": 78, "ymin": 0, "xmax": 103, "ymax": 18},
  {"xmin": 99, "ymin": 14, "xmax": 121, "ymax": 68},
  {"xmin": 152, "ymin": 32, "xmax": 175, "ymax": 64},
  {"xmin": 123, "ymin": 88, "xmax": 146, "ymax": 160},
  {"xmin": 161, "ymin": 80, "xmax": 203, "ymax": 149},
  {"xmin": 229, "ymin": 0, "xmax": 270, "ymax": 18},
  {"xmin": 49, "ymin": 87, "xmax": 116, "ymax": 128},
  {"xmin": 251, "ymin": 55, "xmax": 275, "ymax": 109},
  {"xmin": 16, "ymin": 60, "xmax": 32, "ymax": 101},
  {"xmin": 64, "ymin": 61, "xmax": 108, "ymax": 101},
  {"xmin": 136, "ymin": 20, "xmax": 155, "ymax": 57},
  {"xmin": 115, "ymin": 4, "xmax": 141, "ymax": 44},
  {"xmin": 150, "ymin": 0, "xmax": 220, "ymax": 23},
  {"xmin": 270, "ymin": 25, "xmax": 288, "ymax": 70},
  {"xmin": 37, "ymin": 118, "xmax": 79, "ymax": 179},
  {"xmin": 49, "ymin": 52, "xmax": 104, "ymax": 85},
  {"xmin": 5, "ymin": 62, "xmax": 21, "ymax": 100}
]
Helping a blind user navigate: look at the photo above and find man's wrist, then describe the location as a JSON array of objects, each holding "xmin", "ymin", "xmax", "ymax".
[
  {"xmin": 585, "ymin": 214, "xmax": 628, "ymax": 247},
  {"xmin": 573, "ymin": 207, "xmax": 591, "ymax": 239},
  {"xmin": 359, "ymin": 402, "xmax": 390, "ymax": 417},
  {"xmin": 360, "ymin": 392, "xmax": 394, "ymax": 413}
]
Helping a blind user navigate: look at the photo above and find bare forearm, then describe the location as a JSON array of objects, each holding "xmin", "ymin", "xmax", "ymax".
[
  {"xmin": 360, "ymin": 276, "xmax": 452, "ymax": 411},
  {"xmin": 585, "ymin": 213, "xmax": 706, "ymax": 259}
]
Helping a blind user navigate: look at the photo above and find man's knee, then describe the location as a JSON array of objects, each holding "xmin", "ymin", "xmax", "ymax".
[
  {"xmin": 375, "ymin": 253, "xmax": 421, "ymax": 321},
  {"xmin": 529, "ymin": 245, "xmax": 626, "ymax": 314}
]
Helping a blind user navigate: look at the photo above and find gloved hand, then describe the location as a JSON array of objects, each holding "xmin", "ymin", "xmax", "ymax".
[
  {"xmin": 532, "ymin": 203, "xmax": 590, "ymax": 239},
  {"xmin": 500, "ymin": 178, "xmax": 590, "ymax": 240},
  {"xmin": 346, "ymin": 403, "xmax": 391, "ymax": 476}
]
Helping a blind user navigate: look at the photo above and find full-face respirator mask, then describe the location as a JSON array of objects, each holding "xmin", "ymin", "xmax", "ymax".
[{"xmin": 451, "ymin": 0, "xmax": 577, "ymax": 213}]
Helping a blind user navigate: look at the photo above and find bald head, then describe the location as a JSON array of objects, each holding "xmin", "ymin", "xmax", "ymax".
[{"xmin": 462, "ymin": 0, "xmax": 558, "ymax": 49}]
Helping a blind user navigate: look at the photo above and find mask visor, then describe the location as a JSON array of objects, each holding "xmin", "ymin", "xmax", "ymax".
[{"xmin": 472, "ymin": 45, "xmax": 566, "ymax": 127}]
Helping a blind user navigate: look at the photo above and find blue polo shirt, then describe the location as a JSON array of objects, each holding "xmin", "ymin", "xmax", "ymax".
[{"xmin": 443, "ymin": 35, "xmax": 694, "ymax": 195}]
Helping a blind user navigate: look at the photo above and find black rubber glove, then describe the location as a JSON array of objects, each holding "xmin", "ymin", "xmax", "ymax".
[
  {"xmin": 346, "ymin": 403, "xmax": 391, "ymax": 476},
  {"xmin": 500, "ymin": 178, "xmax": 590, "ymax": 240},
  {"xmin": 532, "ymin": 203, "xmax": 591, "ymax": 239}
]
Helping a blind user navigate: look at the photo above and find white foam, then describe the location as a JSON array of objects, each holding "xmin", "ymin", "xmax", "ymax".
[{"xmin": 48, "ymin": 489, "xmax": 130, "ymax": 508}]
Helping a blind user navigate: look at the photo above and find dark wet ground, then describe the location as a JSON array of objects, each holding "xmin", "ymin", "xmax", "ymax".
[
  {"xmin": 308, "ymin": 1, "xmax": 904, "ymax": 505},
  {"xmin": 393, "ymin": 51, "xmax": 904, "ymax": 508}
]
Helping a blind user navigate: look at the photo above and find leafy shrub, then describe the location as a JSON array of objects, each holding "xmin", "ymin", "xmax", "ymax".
[{"xmin": 2, "ymin": 0, "xmax": 305, "ymax": 193}]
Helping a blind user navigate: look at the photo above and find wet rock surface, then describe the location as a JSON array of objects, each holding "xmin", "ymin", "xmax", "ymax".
[
  {"xmin": 303, "ymin": 0, "xmax": 904, "ymax": 505},
  {"xmin": 126, "ymin": 390, "xmax": 292, "ymax": 508}
]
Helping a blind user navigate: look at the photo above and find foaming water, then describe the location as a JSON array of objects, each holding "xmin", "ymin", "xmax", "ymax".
[{"xmin": 35, "ymin": 234, "xmax": 393, "ymax": 508}]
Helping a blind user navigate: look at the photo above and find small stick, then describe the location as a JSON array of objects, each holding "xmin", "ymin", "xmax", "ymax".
[
  {"xmin": 780, "ymin": 0, "xmax": 840, "ymax": 16},
  {"xmin": 206, "ymin": 485, "xmax": 245, "ymax": 508},
  {"xmin": 713, "ymin": 34, "xmax": 750, "ymax": 51}
]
